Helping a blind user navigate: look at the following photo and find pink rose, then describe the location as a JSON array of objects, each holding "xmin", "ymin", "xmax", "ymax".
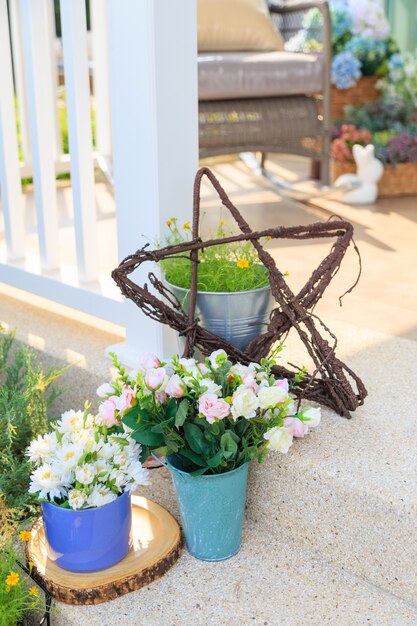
[
  {"xmin": 275, "ymin": 378, "xmax": 289, "ymax": 394},
  {"xmin": 198, "ymin": 393, "xmax": 230, "ymax": 424},
  {"xmin": 98, "ymin": 397, "xmax": 120, "ymax": 427},
  {"xmin": 145, "ymin": 367, "xmax": 166, "ymax": 391},
  {"xmin": 117, "ymin": 385, "xmax": 135, "ymax": 414},
  {"xmin": 165, "ymin": 374, "xmax": 186, "ymax": 398},
  {"xmin": 138, "ymin": 352, "xmax": 161, "ymax": 370},
  {"xmin": 284, "ymin": 417, "xmax": 308, "ymax": 438}
]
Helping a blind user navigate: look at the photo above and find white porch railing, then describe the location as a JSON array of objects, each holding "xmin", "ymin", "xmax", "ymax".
[{"xmin": 0, "ymin": 0, "xmax": 198, "ymax": 362}]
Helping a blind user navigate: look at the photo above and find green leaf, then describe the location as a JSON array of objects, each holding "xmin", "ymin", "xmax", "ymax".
[
  {"xmin": 109, "ymin": 436, "xmax": 129, "ymax": 447},
  {"xmin": 165, "ymin": 398, "xmax": 177, "ymax": 420},
  {"xmin": 180, "ymin": 448, "xmax": 207, "ymax": 467},
  {"xmin": 206, "ymin": 449, "xmax": 224, "ymax": 468},
  {"xmin": 130, "ymin": 427, "xmax": 164, "ymax": 447},
  {"xmin": 175, "ymin": 398, "xmax": 189, "ymax": 427},
  {"xmin": 190, "ymin": 467, "xmax": 209, "ymax": 477},
  {"xmin": 183, "ymin": 422, "xmax": 207, "ymax": 455},
  {"xmin": 122, "ymin": 405, "xmax": 140, "ymax": 429},
  {"xmin": 221, "ymin": 431, "xmax": 238, "ymax": 460}
]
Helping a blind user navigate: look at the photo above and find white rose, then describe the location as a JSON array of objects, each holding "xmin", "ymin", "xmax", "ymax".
[
  {"xmin": 75, "ymin": 464, "xmax": 96, "ymax": 485},
  {"xmin": 231, "ymin": 386, "xmax": 259, "ymax": 420},
  {"xmin": 258, "ymin": 385, "xmax": 288, "ymax": 409},
  {"xmin": 302, "ymin": 407, "xmax": 321, "ymax": 428},
  {"xmin": 96, "ymin": 383, "xmax": 114, "ymax": 398},
  {"xmin": 263, "ymin": 426, "xmax": 293, "ymax": 453},
  {"xmin": 199, "ymin": 378, "xmax": 222, "ymax": 396},
  {"xmin": 88, "ymin": 486, "xmax": 117, "ymax": 508},
  {"xmin": 68, "ymin": 489, "xmax": 88, "ymax": 510},
  {"xmin": 208, "ymin": 349, "xmax": 227, "ymax": 369}
]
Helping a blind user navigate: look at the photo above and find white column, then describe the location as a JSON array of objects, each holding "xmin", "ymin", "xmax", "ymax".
[
  {"xmin": 0, "ymin": 0, "xmax": 25, "ymax": 260},
  {"xmin": 91, "ymin": 0, "xmax": 112, "ymax": 157},
  {"xmin": 20, "ymin": 0, "xmax": 59, "ymax": 271},
  {"xmin": 106, "ymin": 0, "xmax": 198, "ymax": 364},
  {"xmin": 59, "ymin": 0, "xmax": 98, "ymax": 282}
]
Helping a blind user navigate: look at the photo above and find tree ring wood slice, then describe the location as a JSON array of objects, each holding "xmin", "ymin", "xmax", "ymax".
[{"xmin": 26, "ymin": 495, "xmax": 182, "ymax": 605}]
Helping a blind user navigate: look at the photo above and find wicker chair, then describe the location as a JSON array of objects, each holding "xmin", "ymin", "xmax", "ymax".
[{"xmin": 198, "ymin": 0, "xmax": 331, "ymax": 185}]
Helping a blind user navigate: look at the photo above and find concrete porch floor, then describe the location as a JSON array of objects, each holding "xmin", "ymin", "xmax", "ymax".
[{"xmin": 0, "ymin": 156, "xmax": 416, "ymax": 625}]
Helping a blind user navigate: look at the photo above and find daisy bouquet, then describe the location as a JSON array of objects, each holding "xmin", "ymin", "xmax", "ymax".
[
  {"xmin": 26, "ymin": 406, "xmax": 149, "ymax": 510},
  {"xmin": 99, "ymin": 350, "xmax": 321, "ymax": 476}
]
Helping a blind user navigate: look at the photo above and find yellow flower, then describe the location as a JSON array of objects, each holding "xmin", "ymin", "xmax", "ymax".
[
  {"xmin": 5, "ymin": 571, "xmax": 19, "ymax": 587},
  {"xmin": 183, "ymin": 221, "xmax": 190, "ymax": 231},
  {"xmin": 5, "ymin": 586, "xmax": 10, "ymax": 593},
  {"xmin": 220, "ymin": 219, "xmax": 225, "ymax": 225},
  {"xmin": 166, "ymin": 219, "xmax": 172, "ymax": 227},
  {"xmin": 237, "ymin": 259, "xmax": 249, "ymax": 269},
  {"xmin": 29, "ymin": 586, "xmax": 39, "ymax": 597},
  {"xmin": 283, "ymin": 271, "xmax": 290, "ymax": 277},
  {"xmin": 28, "ymin": 561, "xmax": 35, "ymax": 570},
  {"xmin": 19, "ymin": 530, "xmax": 32, "ymax": 541}
]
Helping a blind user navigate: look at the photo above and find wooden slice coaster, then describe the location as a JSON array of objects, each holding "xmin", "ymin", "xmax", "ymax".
[{"xmin": 26, "ymin": 495, "xmax": 182, "ymax": 605}]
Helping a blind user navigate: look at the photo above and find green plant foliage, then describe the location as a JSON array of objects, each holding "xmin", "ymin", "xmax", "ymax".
[
  {"xmin": 0, "ymin": 327, "xmax": 64, "ymax": 518},
  {"xmin": 0, "ymin": 545, "xmax": 44, "ymax": 626},
  {"xmin": 160, "ymin": 218, "xmax": 272, "ymax": 293}
]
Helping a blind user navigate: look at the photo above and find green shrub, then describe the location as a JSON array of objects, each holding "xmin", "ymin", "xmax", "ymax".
[{"xmin": 0, "ymin": 327, "xmax": 64, "ymax": 518}]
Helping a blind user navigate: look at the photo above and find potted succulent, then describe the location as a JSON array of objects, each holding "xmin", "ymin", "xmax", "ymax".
[
  {"xmin": 160, "ymin": 218, "xmax": 277, "ymax": 351},
  {"xmin": 26, "ymin": 405, "xmax": 149, "ymax": 572},
  {"xmin": 100, "ymin": 350, "xmax": 321, "ymax": 561}
]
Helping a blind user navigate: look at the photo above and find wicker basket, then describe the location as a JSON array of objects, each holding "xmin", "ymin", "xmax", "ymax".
[
  {"xmin": 332, "ymin": 160, "xmax": 417, "ymax": 198},
  {"xmin": 331, "ymin": 76, "xmax": 379, "ymax": 121}
]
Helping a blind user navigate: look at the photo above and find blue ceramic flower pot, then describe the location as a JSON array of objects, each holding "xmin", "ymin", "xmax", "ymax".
[
  {"xmin": 41, "ymin": 491, "xmax": 132, "ymax": 572},
  {"xmin": 166, "ymin": 456, "xmax": 249, "ymax": 561}
]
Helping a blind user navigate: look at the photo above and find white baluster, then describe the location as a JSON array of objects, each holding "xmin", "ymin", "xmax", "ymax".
[
  {"xmin": 60, "ymin": 0, "xmax": 98, "ymax": 282},
  {"xmin": 0, "ymin": 0, "xmax": 25, "ymax": 260},
  {"xmin": 20, "ymin": 0, "xmax": 59, "ymax": 271}
]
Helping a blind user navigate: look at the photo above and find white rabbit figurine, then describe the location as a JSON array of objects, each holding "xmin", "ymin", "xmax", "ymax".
[{"xmin": 334, "ymin": 144, "xmax": 383, "ymax": 204}]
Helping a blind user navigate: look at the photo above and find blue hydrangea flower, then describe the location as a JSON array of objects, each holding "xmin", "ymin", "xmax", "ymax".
[
  {"xmin": 330, "ymin": 7, "xmax": 353, "ymax": 40},
  {"xmin": 331, "ymin": 51, "xmax": 362, "ymax": 89},
  {"xmin": 346, "ymin": 36, "xmax": 386, "ymax": 62},
  {"xmin": 388, "ymin": 52, "xmax": 404, "ymax": 80}
]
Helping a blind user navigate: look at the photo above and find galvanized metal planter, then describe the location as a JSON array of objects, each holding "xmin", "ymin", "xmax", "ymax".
[{"xmin": 165, "ymin": 279, "xmax": 274, "ymax": 352}]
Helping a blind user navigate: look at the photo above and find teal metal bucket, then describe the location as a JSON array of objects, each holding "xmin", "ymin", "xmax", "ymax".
[{"xmin": 166, "ymin": 455, "xmax": 249, "ymax": 561}]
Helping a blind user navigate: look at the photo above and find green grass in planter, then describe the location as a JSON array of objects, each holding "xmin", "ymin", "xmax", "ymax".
[{"xmin": 161, "ymin": 219, "xmax": 271, "ymax": 293}]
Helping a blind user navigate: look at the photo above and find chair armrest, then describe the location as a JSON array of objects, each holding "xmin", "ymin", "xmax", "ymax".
[{"xmin": 269, "ymin": 1, "xmax": 328, "ymax": 15}]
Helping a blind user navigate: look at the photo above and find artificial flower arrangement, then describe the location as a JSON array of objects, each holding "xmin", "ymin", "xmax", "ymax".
[
  {"xmin": 27, "ymin": 406, "xmax": 149, "ymax": 510},
  {"xmin": 99, "ymin": 349, "xmax": 321, "ymax": 475},
  {"xmin": 161, "ymin": 217, "xmax": 271, "ymax": 293},
  {"xmin": 287, "ymin": 0, "xmax": 398, "ymax": 90},
  {"xmin": 378, "ymin": 49, "xmax": 417, "ymax": 111}
]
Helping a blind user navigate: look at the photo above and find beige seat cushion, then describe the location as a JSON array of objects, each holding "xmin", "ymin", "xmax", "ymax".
[
  {"xmin": 198, "ymin": 51, "xmax": 323, "ymax": 100},
  {"xmin": 198, "ymin": 0, "xmax": 283, "ymax": 52}
]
